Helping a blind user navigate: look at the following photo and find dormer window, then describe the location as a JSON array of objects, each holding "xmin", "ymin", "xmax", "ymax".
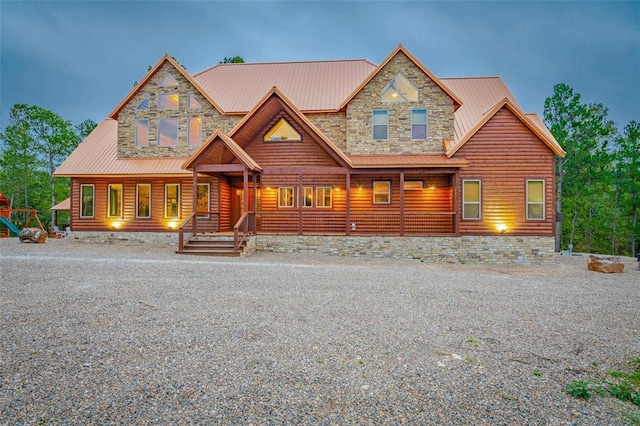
[
  {"xmin": 264, "ymin": 118, "xmax": 301, "ymax": 141},
  {"xmin": 135, "ymin": 95, "xmax": 149, "ymax": 110},
  {"xmin": 381, "ymin": 73, "xmax": 418, "ymax": 102},
  {"xmin": 159, "ymin": 73, "xmax": 179, "ymax": 87}
]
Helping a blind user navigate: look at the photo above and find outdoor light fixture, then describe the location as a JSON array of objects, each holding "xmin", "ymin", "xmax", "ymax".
[{"xmin": 497, "ymin": 224, "xmax": 507, "ymax": 233}]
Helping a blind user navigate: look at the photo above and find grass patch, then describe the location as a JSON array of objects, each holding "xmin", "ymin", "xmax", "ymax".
[{"xmin": 566, "ymin": 357, "xmax": 640, "ymax": 407}]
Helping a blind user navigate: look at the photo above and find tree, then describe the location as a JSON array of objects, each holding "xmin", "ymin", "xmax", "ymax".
[
  {"xmin": 544, "ymin": 84, "xmax": 616, "ymax": 254},
  {"xmin": 615, "ymin": 121, "xmax": 640, "ymax": 256},
  {"xmin": 76, "ymin": 119, "xmax": 98, "ymax": 140},
  {"xmin": 219, "ymin": 56, "xmax": 245, "ymax": 64},
  {"xmin": 0, "ymin": 104, "xmax": 85, "ymax": 227}
]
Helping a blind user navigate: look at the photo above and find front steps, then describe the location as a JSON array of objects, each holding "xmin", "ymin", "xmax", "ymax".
[{"xmin": 176, "ymin": 233, "xmax": 246, "ymax": 257}]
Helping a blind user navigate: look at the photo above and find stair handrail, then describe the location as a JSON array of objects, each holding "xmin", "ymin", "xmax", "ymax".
[
  {"xmin": 177, "ymin": 212, "xmax": 197, "ymax": 252},
  {"xmin": 233, "ymin": 211, "xmax": 255, "ymax": 251}
]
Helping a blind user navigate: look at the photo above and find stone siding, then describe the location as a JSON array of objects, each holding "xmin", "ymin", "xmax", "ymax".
[
  {"xmin": 346, "ymin": 51, "xmax": 455, "ymax": 155},
  {"xmin": 306, "ymin": 112, "xmax": 347, "ymax": 151},
  {"xmin": 70, "ymin": 231, "xmax": 178, "ymax": 245},
  {"xmin": 117, "ymin": 62, "xmax": 240, "ymax": 158},
  {"xmin": 254, "ymin": 235, "xmax": 556, "ymax": 264}
]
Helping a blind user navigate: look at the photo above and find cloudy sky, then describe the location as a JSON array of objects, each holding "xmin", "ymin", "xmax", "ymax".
[{"xmin": 1, "ymin": 1, "xmax": 638, "ymax": 132}]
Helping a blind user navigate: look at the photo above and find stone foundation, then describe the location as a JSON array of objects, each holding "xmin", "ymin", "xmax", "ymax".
[
  {"xmin": 69, "ymin": 232, "xmax": 555, "ymax": 264},
  {"xmin": 254, "ymin": 235, "xmax": 556, "ymax": 264}
]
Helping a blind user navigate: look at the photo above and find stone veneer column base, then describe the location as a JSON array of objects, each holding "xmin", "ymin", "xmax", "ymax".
[{"xmin": 254, "ymin": 235, "xmax": 556, "ymax": 264}]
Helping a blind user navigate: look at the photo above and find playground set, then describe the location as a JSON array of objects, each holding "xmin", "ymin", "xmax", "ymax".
[{"xmin": 0, "ymin": 194, "xmax": 46, "ymax": 238}]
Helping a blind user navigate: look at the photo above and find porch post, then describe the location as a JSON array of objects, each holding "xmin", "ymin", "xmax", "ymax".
[
  {"xmin": 298, "ymin": 173, "xmax": 303, "ymax": 235},
  {"xmin": 452, "ymin": 172, "xmax": 460, "ymax": 236},
  {"xmin": 399, "ymin": 171, "xmax": 405, "ymax": 236},
  {"xmin": 192, "ymin": 169, "xmax": 198, "ymax": 234},
  {"xmin": 252, "ymin": 172, "xmax": 258, "ymax": 233},
  {"xmin": 243, "ymin": 168, "xmax": 249, "ymax": 234},
  {"xmin": 345, "ymin": 170, "xmax": 351, "ymax": 236}
]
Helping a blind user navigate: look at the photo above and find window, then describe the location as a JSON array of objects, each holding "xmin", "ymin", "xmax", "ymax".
[
  {"xmin": 188, "ymin": 93, "xmax": 202, "ymax": 109},
  {"xmin": 527, "ymin": 180, "xmax": 545, "ymax": 220},
  {"xmin": 381, "ymin": 73, "xmax": 418, "ymax": 102},
  {"xmin": 158, "ymin": 93, "xmax": 179, "ymax": 110},
  {"xmin": 462, "ymin": 180, "xmax": 481, "ymax": 220},
  {"xmin": 135, "ymin": 119, "xmax": 149, "ymax": 147},
  {"xmin": 278, "ymin": 187, "xmax": 294, "ymax": 208},
  {"xmin": 197, "ymin": 183, "xmax": 210, "ymax": 218},
  {"xmin": 316, "ymin": 187, "xmax": 332, "ymax": 208},
  {"xmin": 136, "ymin": 95, "xmax": 149, "ymax": 110},
  {"xmin": 373, "ymin": 110, "xmax": 388, "ymax": 140},
  {"xmin": 159, "ymin": 73, "xmax": 179, "ymax": 87},
  {"xmin": 136, "ymin": 184, "xmax": 151, "ymax": 218},
  {"xmin": 264, "ymin": 118, "xmax": 301, "ymax": 141},
  {"xmin": 165, "ymin": 184, "xmax": 180, "ymax": 218},
  {"xmin": 411, "ymin": 109, "xmax": 428, "ymax": 140},
  {"xmin": 303, "ymin": 187, "xmax": 313, "ymax": 207},
  {"xmin": 158, "ymin": 118, "xmax": 178, "ymax": 146},
  {"xmin": 373, "ymin": 181, "xmax": 391, "ymax": 204},
  {"xmin": 108, "ymin": 184, "xmax": 123, "ymax": 218},
  {"xmin": 404, "ymin": 180, "xmax": 423, "ymax": 190},
  {"xmin": 188, "ymin": 118, "xmax": 201, "ymax": 146},
  {"xmin": 80, "ymin": 184, "xmax": 94, "ymax": 218}
]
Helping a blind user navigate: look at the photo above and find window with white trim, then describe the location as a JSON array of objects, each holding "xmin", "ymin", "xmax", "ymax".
[
  {"xmin": 526, "ymin": 180, "xmax": 545, "ymax": 220},
  {"xmin": 108, "ymin": 184, "xmax": 123, "ymax": 218},
  {"xmin": 373, "ymin": 181, "xmax": 391, "ymax": 204},
  {"xmin": 278, "ymin": 187, "xmax": 294, "ymax": 208},
  {"xmin": 303, "ymin": 187, "xmax": 313, "ymax": 207},
  {"xmin": 188, "ymin": 93, "xmax": 202, "ymax": 109},
  {"xmin": 159, "ymin": 73, "xmax": 179, "ymax": 87},
  {"xmin": 80, "ymin": 184, "xmax": 94, "ymax": 218},
  {"xmin": 165, "ymin": 184, "xmax": 180, "ymax": 218},
  {"xmin": 197, "ymin": 183, "xmax": 210, "ymax": 218},
  {"xmin": 136, "ymin": 95, "xmax": 149, "ymax": 110},
  {"xmin": 136, "ymin": 184, "xmax": 151, "ymax": 218},
  {"xmin": 404, "ymin": 180, "xmax": 423, "ymax": 190},
  {"xmin": 158, "ymin": 118, "xmax": 178, "ymax": 146},
  {"xmin": 264, "ymin": 118, "xmax": 301, "ymax": 142},
  {"xmin": 373, "ymin": 110, "xmax": 388, "ymax": 140},
  {"xmin": 381, "ymin": 73, "xmax": 418, "ymax": 102},
  {"xmin": 462, "ymin": 180, "xmax": 481, "ymax": 220},
  {"xmin": 316, "ymin": 187, "xmax": 332, "ymax": 208},
  {"xmin": 135, "ymin": 119, "xmax": 149, "ymax": 147},
  {"xmin": 411, "ymin": 109, "xmax": 427, "ymax": 140}
]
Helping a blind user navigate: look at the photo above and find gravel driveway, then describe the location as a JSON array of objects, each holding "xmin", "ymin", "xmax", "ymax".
[{"xmin": 1, "ymin": 238, "xmax": 639, "ymax": 425}]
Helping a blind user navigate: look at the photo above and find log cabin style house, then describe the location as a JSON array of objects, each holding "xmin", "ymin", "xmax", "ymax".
[{"xmin": 55, "ymin": 45, "xmax": 565, "ymax": 262}]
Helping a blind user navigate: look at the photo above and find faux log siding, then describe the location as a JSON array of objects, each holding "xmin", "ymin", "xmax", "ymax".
[
  {"xmin": 219, "ymin": 179, "xmax": 231, "ymax": 230},
  {"xmin": 241, "ymin": 113, "xmax": 340, "ymax": 168},
  {"xmin": 456, "ymin": 108, "xmax": 556, "ymax": 236},
  {"xmin": 70, "ymin": 177, "xmax": 219, "ymax": 232}
]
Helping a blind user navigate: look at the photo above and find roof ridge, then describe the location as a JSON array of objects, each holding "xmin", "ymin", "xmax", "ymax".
[
  {"xmin": 440, "ymin": 76, "xmax": 502, "ymax": 80},
  {"xmin": 193, "ymin": 58, "xmax": 375, "ymax": 77}
]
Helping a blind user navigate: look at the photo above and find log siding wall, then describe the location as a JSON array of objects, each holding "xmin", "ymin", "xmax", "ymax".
[{"xmin": 455, "ymin": 107, "xmax": 556, "ymax": 236}]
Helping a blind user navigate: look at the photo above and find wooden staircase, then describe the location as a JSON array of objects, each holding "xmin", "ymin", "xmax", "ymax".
[{"xmin": 176, "ymin": 233, "xmax": 246, "ymax": 257}]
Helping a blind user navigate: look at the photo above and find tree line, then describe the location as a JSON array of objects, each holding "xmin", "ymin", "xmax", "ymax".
[
  {"xmin": 0, "ymin": 104, "xmax": 97, "ymax": 229},
  {"xmin": 0, "ymin": 82, "xmax": 637, "ymax": 256}
]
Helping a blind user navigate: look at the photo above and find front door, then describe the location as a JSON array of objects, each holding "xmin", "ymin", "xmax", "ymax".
[{"xmin": 230, "ymin": 188, "xmax": 245, "ymax": 229}]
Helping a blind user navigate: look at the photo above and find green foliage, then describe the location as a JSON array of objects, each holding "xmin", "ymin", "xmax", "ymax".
[
  {"xmin": 219, "ymin": 56, "xmax": 245, "ymax": 64},
  {"xmin": 0, "ymin": 104, "xmax": 89, "ymax": 227},
  {"xmin": 566, "ymin": 357, "xmax": 640, "ymax": 408},
  {"xmin": 544, "ymin": 83, "xmax": 636, "ymax": 256},
  {"xmin": 566, "ymin": 380, "xmax": 593, "ymax": 400}
]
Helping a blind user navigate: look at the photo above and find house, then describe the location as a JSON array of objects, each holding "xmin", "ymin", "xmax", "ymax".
[{"xmin": 55, "ymin": 45, "xmax": 565, "ymax": 263}]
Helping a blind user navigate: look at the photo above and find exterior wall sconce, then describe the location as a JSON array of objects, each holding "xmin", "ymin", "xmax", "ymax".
[
  {"xmin": 168, "ymin": 221, "xmax": 178, "ymax": 230},
  {"xmin": 497, "ymin": 224, "xmax": 507, "ymax": 233}
]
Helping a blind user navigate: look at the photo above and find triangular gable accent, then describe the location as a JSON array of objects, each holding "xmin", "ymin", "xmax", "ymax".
[
  {"xmin": 229, "ymin": 86, "xmax": 354, "ymax": 168},
  {"xmin": 264, "ymin": 118, "xmax": 301, "ymax": 141},
  {"xmin": 445, "ymin": 97, "xmax": 566, "ymax": 158},
  {"xmin": 182, "ymin": 130, "xmax": 262, "ymax": 172},
  {"xmin": 109, "ymin": 54, "xmax": 225, "ymax": 119},
  {"xmin": 159, "ymin": 73, "xmax": 179, "ymax": 87},
  {"xmin": 340, "ymin": 45, "xmax": 463, "ymax": 111}
]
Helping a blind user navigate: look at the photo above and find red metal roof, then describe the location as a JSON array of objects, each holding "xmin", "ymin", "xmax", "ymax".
[
  {"xmin": 54, "ymin": 119, "xmax": 189, "ymax": 177},
  {"xmin": 193, "ymin": 59, "xmax": 376, "ymax": 113}
]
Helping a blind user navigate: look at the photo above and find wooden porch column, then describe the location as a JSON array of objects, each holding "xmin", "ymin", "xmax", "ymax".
[
  {"xmin": 243, "ymin": 168, "xmax": 249, "ymax": 212},
  {"xmin": 298, "ymin": 173, "xmax": 303, "ymax": 235},
  {"xmin": 452, "ymin": 172, "xmax": 460, "ymax": 236},
  {"xmin": 399, "ymin": 172, "xmax": 405, "ymax": 236},
  {"xmin": 192, "ymin": 169, "xmax": 198, "ymax": 234},
  {"xmin": 252, "ymin": 173, "xmax": 258, "ymax": 234},
  {"xmin": 345, "ymin": 170, "xmax": 351, "ymax": 236}
]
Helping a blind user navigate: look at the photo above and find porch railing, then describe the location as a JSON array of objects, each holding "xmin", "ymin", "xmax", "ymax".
[
  {"xmin": 233, "ymin": 211, "xmax": 256, "ymax": 251},
  {"xmin": 177, "ymin": 211, "xmax": 221, "ymax": 251}
]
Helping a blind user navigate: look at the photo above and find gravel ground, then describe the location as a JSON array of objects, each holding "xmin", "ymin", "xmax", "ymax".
[{"xmin": 1, "ymin": 238, "xmax": 639, "ymax": 425}]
